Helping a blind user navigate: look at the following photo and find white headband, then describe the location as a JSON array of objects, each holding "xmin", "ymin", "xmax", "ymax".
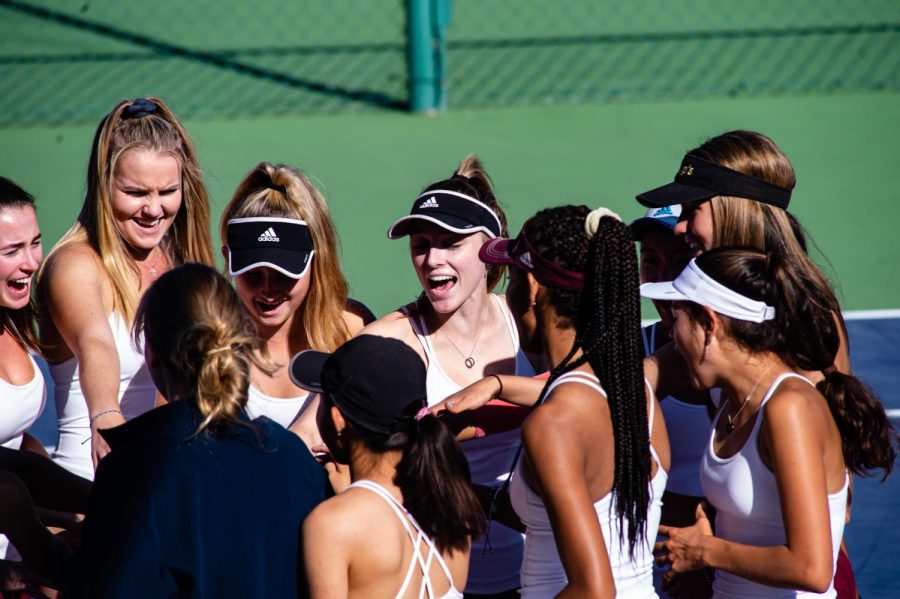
[{"xmin": 640, "ymin": 259, "xmax": 776, "ymax": 323}]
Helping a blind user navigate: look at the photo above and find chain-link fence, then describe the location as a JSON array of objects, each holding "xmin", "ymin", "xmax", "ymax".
[{"xmin": 1, "ymin": 0, "xmax": 898, "ymax": 127}]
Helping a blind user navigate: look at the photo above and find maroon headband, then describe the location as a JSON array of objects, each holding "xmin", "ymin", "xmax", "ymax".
[{"xmin": 479, "ymin": 220, "xmax": 585, "ymax": 292}]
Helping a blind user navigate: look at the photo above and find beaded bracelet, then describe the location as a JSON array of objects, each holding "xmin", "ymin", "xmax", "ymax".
[{"xmin": 90, "ymin": 408, "xmax": 122, "ymax": 428}]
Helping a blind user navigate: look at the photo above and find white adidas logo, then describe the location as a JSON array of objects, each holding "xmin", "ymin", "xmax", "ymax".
[
  {"xmin": 419, "ymin": 197, "xmax": 439, "ymax": 209},
  {"xmin": 519, "ymin": 251, "xmax": 533, "ymax": 268},
  {"xmin": 258, "ymin": 227, "xmax": 280, "ymax": 242}
]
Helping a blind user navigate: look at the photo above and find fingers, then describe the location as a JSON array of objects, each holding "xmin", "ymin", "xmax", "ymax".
[
  {"xmin": 695, "ymin": 502, "xmax": 709, "ymax": 521},
  {"xmin": 658, "ymin": 524, "xmax": 671, "ymax": 536}
]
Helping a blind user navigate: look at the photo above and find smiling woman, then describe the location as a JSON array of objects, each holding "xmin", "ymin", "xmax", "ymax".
[
  {"xmin": 219, "ymin": 162, "xmax": 373, "ymax": 449},
  {"xmin": 362, "ymin": 156, "xmax": 538, "ymax": 597},
  {"xmin": 35, "ymin": 97, "xmax": 214, "ymax": 480}
]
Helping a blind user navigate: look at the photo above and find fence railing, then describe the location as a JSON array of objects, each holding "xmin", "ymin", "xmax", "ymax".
[{"xmin": 1, "ymin": 0, "xmax": 897, "ymax": 127}]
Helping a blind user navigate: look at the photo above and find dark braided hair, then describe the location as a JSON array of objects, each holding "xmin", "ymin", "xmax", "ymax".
[{"xmin": 525, "ymin": 205, "xmax": 650, "ymax": 555}]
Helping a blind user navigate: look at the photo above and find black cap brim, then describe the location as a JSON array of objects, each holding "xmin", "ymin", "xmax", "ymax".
[
  {"xmin": 228, "ymin": 248, "xmax": 313, "ymax": 279},
  {"xmin": 289, "ymin": 349, "xmax": 329, "ymax": 393},
  {"xmin": 636, "ymin": 182, "xmax": 717, "ymax": 208},
  {"xmin": 387, "ymin": 213, "xmax": 496, "ymax": 239}
]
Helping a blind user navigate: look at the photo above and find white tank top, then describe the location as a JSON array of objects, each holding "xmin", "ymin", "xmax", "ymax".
[
  {"xmin": 402, "ymin": 294, "xmax": 535, "ymax": 594},
  {"xmin": 50, "ymin": 312, "xmax": 157, "ymax": 480},
  {"xmin": 510, "ymin": 371, "xmax": 665, "ymax": 598},
  {"xmin": 349, "ymin": 480, "xmax": 463, "ymax": 599},
  {"xmin": 245, "ymin": 384, "xmax": 315, "ymax": 429},
  {"xmin": 642, "ymin": 322, "xmax": 712, "ymax": 497},
  {"xmin": 700, "ymin": 373, "xmax": 848, "ymax": 598},
  {"xmin": 0, "ymin": 350, "xmax": 46, "ymax": 560},
  {"xmin": 0, "ymin": 352, "xmax": 46, "ymax": 450}
]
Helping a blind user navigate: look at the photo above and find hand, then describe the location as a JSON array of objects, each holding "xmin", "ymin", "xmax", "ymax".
[
  {"xmin": 311, "ymin": 444, "xmax": 351, "ymax": 495},
  {"xmin": 655, "ymin": 502, "xmax": 715, "ymax": 582},
  {"xmin": 90, "ymin": 410, "xmax": 126, "ymax": 470},
  {"xmin": 430, "ymin": 376, "xmax": 501, "ymax": 416}
]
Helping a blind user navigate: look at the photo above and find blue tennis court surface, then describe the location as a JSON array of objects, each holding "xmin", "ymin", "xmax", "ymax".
[
  {"xmin": 27, "ymin": 315, "xmax": 900, "ymax": 594},
  {"xmin": 842, "ymin": 314, "xmax": 900, "ymax": 596}
]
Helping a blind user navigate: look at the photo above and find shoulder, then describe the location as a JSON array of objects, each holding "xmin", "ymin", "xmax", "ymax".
[
  {"xmin": 43, "ymin": 242, "xmax": 106, "ymax": 285},
  {"xmin": 358, "ymin": 305, "xmax": 417, "ymax": 341},
  {"xmin": 523, "ymin": 377, "xmax": 607, "ymax": 444},
  {"xmin": 761, "ymin": 376, "xmax": 829, "ymax": 441},
  {"xmin": 342, "ymin": 298, "xmax": 376, "ymax": 334},
  {"xmin": 304, "ymin": 487, "xmax": 371, "ymax": 540}
]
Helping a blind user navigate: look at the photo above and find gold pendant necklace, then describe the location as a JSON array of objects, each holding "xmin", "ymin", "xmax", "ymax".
[{"xmin": 726, "ymin": 361, "xmax": 777, "ymax": 434}]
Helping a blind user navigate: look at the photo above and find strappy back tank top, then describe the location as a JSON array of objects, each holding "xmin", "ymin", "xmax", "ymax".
[
  {"xmin": 700, "ymin": 372, "xmax": 849, "ymax": 598},
  {"xmin": 402, "ymin": 294, "xmax": 535, "ymax": 593},
  {"xmin": 509, "ymin": 371, "xmax": 666, "ymax": 598},
  {"xmin": 50, "ymin": 312, "xmax": 157, "ymax": 480},
  {"xmin": 350, "ymin": 480, "xmax": 463, "ymax": 599}
]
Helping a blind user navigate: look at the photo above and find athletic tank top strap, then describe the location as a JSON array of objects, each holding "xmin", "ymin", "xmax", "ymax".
[
  {"xmin": 494, "ymin": 295, "xmax": 520, "ymax": 348},
  {"xmin": 401, "ymin": 305, "xmax": 439, "ymax": 362},
  {"xmin": 641, "ymin": 322, "xmax": 660, "ymax": 356},
  {"xmin": 544, "ymin": 370, "xmax": 607, "ymax": 398},
  {"xmin": 349, "ymin": 480, "xmax": 457, "ymax": 599}
]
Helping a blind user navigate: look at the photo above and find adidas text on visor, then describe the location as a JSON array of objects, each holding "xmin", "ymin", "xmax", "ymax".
[
  {"xmin": 640, "ymin": 258, "xmax": 776, "ymax": 323},
  {"xmin": 387, "ymin": 189, "xmax": 502, "ymax": 239},
  {"xmin": 227, "ymin": 217, "xmax": 315, "ymax": 279}
]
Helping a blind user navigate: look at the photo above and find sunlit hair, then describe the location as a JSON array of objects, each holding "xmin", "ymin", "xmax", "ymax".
[
  {"xmin": 0, "ymin": 177, "xmax": 39, "ymax": 351},
  {"xmin": 419, "ymin": 154, "xmax": 508, "ymax": 291},
  {"xmin": 134, "ymin": 263, "xmax": 271, "ymax": 436},
  {"xmin": 220, "ymin": 162, "xmax": 351, "ymax": 352},
  {"xmin": 39, "ymin": 97, "xmax": 214, "ymax": 325},
  {"xmin": 689, "ymin": 130, "xmax": 847, "ymax": 341},
  {"xmin": 680, "ymin": 248, "xmax": 897, "ymax": 479}
]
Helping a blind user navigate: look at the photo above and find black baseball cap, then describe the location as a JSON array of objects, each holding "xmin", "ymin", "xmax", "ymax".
[
  {"xmin": 387, "ymin": 189, "xmax": 502, "ymax": 239},
  {"xmin": 289, "ymin": 335, "xmax": 427, "ymax": 436},
  {"xmin": 637, "ymin": 154, "xmax": 792, "ymax": 209},
  {"xmin": 226, "ymin": 217, "xmax": 314, "ymax": 279}
]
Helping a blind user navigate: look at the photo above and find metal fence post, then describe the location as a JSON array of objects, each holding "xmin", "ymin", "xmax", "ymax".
[{"xmin": 407, "ymin": 0, "xmax": 449, "ymax": 114}]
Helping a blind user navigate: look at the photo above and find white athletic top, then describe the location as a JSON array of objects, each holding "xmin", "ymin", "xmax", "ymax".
[
  {"xmin": 0, "ymin": 352, "xmax": 46, "ymax": 450},
  {"xmin": 700, "ymin": 373, "xmax": 849, "ymax": 598},
  {"xmin": 349, "ymin": 480, "xmax": 463, "ymax": 599},
  {"xmin": 0, "ymin": 350, "xmax": 46, "ymax": 559},
  {"xmin": 510, "ymin": 371, "xmax": 666, "ymax": 598},
  {"xmin": 245, "ymin": 384, "xmax": 315, "ymax": 429},
  {"xmin": 50, "ymin": 312, "xmax": 157, "ymax": 480},
  {"xmin": 402, "ymin": 294, "xmax": 535, "ymax": 594}
]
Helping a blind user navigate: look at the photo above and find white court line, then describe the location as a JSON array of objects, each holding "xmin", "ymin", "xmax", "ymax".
[
  {"xmin": 887, "ymin": 409, "xmax": 900, "ymax": 420},
  {"xmin": 842, "ymin": 309, "xmax": 900, "ymax": 320}
]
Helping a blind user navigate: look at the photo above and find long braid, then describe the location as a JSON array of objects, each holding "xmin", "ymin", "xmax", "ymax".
[{"xmin": 525, "ymin": 206, "xmax": 651, "ymax": 554}]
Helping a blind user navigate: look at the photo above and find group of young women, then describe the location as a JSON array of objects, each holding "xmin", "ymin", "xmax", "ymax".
[{"xmin": 0, "ymin": 97, "xmax": 895, "ymax": 599}]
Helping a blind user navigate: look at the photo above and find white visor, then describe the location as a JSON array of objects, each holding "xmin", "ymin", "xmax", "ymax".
[{"xmin": 640, "ymin": 259, "xmax": 776, "ymax": 323}]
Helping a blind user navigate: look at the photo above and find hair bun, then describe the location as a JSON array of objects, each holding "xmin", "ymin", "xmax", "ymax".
[{"xmin": 584, "ymin": 207, "xmax": 622, "ymax": 237}]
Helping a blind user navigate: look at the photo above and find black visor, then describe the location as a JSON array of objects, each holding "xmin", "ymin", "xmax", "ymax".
[
  {"xmin": 387, "ymin": 189, "xmax": 502, "ymax": 239},
  {"xmin": 637, "ymin": 155, "xmax": 792, "ymax": 209},
  {"xmin": 227, "ymin": 217, "xmax": 314, "ymax": 279}
]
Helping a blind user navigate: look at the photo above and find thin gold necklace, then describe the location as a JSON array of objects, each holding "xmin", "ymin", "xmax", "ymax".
[
  {"xmin": 441, "ymin": 303, "xmax": 489, "ymax": 369},
  {"xmin": 726, "ymin": 361, "xmax": 777, "ymax": 434}
]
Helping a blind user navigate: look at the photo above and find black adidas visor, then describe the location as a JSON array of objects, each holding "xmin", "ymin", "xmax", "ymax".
[
  {"xmin": 289, "ymin": 335, "xmax": 428, "ymax": 436},
  {"xmin": 227, "ymin": 217, "xmax": 314, "ymax": 279},
  {"xmin": 637, "ymin": 155, "xmax": 792, "ymax": 209},
  {"xmin": 387, "ymin": 189, "xmax": 502, "ymax": 239}
]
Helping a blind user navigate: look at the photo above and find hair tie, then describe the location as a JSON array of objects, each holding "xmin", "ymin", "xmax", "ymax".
[
  {"xmin": 123, "ymin": 98, "xmax": 157, "ymax": 119},
  {"xmin": 207, "ymin": 345, "xmax": 232, "ymax": 356},
  {"xmin": 266, "ymin": 182, "xmax": 287, "ymax": 194},
  {"xmin": 414, "ymin": 406, "xmax": 431, "ymax": 421},
  {"xmin": 584, "ymin": 207, "xmax": 623, "ymax": 237},
  {"xmin": 823, "ymin": 364, "xmax": 837, "ymax": 376}
]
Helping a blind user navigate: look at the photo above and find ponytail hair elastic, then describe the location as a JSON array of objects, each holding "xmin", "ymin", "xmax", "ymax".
[
  {"xmin": 123, "ymin": 98, "xmax": 158, "ymax": 119},
  {"xmin": 584, "ymin": 207, "xmax": 623, "ymax": 237},
  {"xmin": 414, "ymin": 406, "xmax": 431, "ymax": 421}
]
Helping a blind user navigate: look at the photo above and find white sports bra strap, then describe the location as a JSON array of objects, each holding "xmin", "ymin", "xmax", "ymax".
[
  {"xmin": 350, "ymin": 480, "xmax": 456, "ymax": 599},
  {"xmin": 545, "ymin": 370, "xmax": 607, "ymax": 398}
]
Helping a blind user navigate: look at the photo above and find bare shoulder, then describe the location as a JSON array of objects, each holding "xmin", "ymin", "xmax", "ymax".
[
  {"xmin": 41, "ymin": 243, "xmax": 112, "ymax": 308},
  {"xmin": 304, "ymin": 492, "xmax": 360, "ymax": 539},
  {"xmin": 358, "ymin": 305, "xmax": 416, "ymax": 342},
  {"xmin": 342, "ymin": 298, "xmax": 376, "ymax": 335},
  {"xmin": 523, "ymin": 379, "xmax": 606, "ymax": 447},
  {"xmin": 762, "ymin": 376, "xmax": 831, "ymax": 441}
]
